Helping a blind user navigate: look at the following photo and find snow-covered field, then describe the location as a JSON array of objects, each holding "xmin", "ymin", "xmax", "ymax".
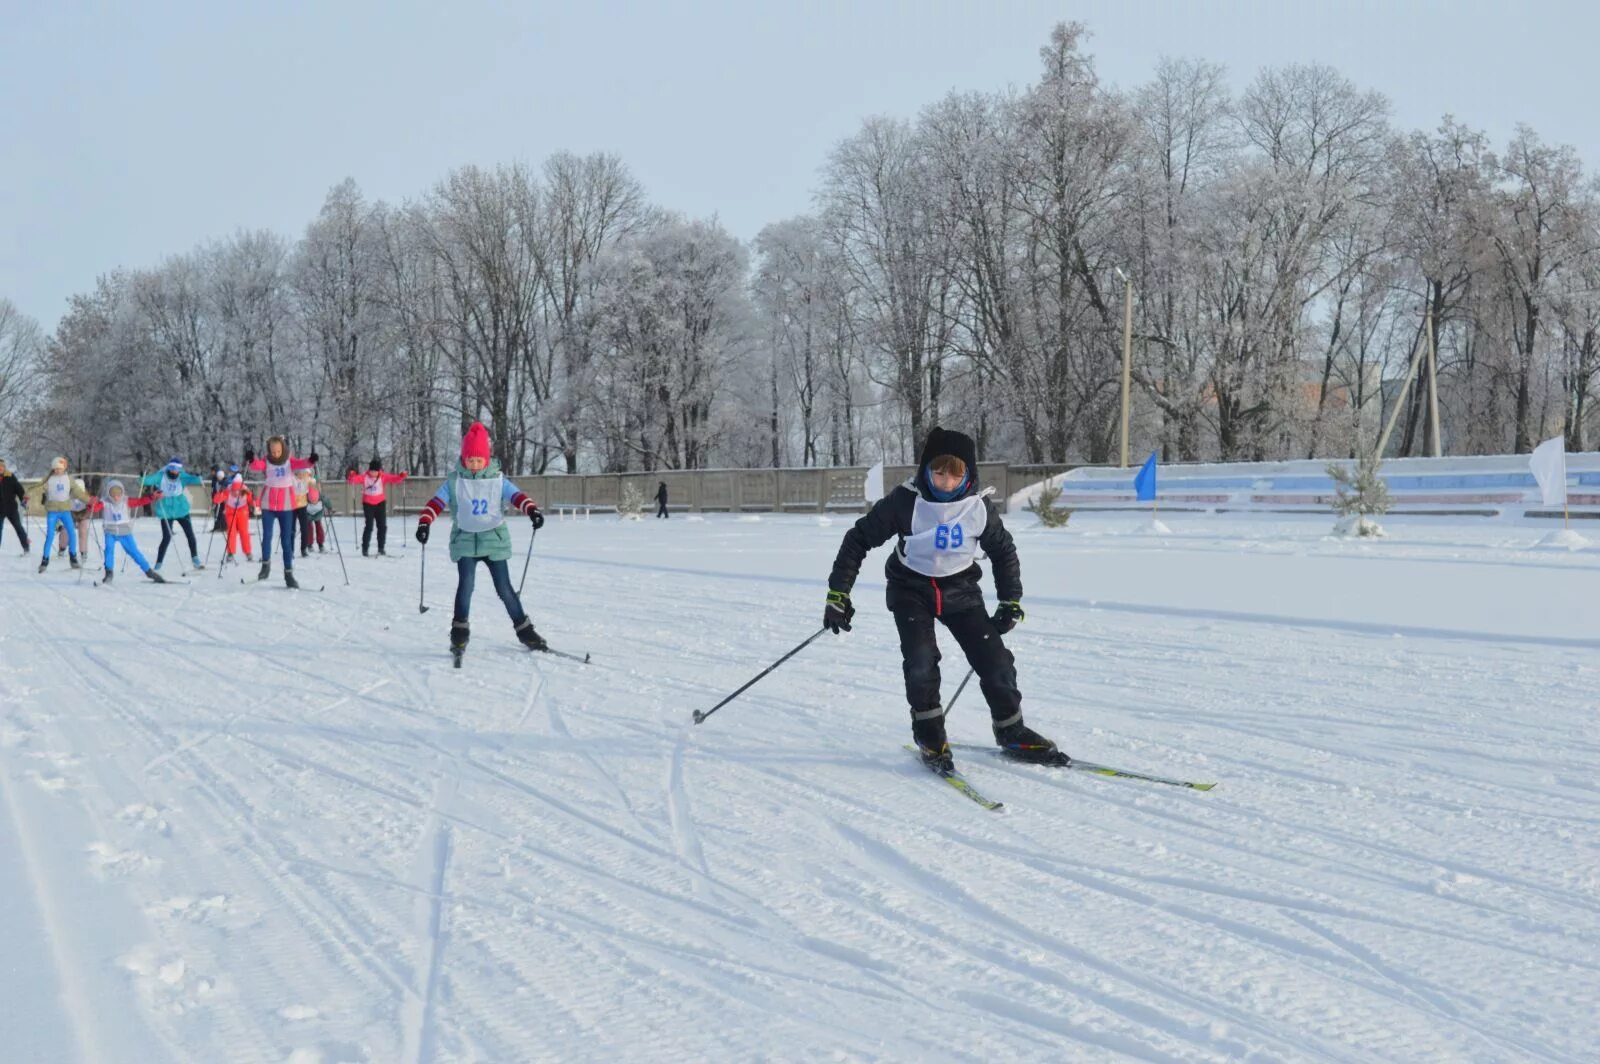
[{"xmin": 1, "ymin": 510, "xmax": 1596, "ymax": 1063}]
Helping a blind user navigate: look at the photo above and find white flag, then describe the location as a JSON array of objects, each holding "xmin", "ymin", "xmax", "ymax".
[
  {"xmin": 863, "ymin": 461, "xmax": 885, "ymax": 504},
  {"xmin": 1529, "ymin": 436, "xmax": 1567, "ymax": 507}
]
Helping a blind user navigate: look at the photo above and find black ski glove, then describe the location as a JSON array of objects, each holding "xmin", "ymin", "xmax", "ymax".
[
  {"xmin": 415, "ymin": 522, "xmax": 430, "ymax": 545},
  {"xmin": 528, "ymin": 506, "xmax": 544, "ymax": 530},
  {"xmin": 243, "ymin": 448, "xmax": 255, "ymax": 463},
  {"xmin": 824, "ymin": 589, "xmax": 854, "ymax": 634},
  {"xmin": 991, "ymin": 600, "xmax": 1024, "ymax": 634}
]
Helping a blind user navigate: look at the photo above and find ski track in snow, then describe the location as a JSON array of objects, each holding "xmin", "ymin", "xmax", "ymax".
[{"xmin": 0, "ymin": 511, "xmax": 1596, "ymax": 1062}]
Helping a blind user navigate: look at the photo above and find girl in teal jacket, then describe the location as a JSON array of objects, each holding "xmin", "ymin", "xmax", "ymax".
[
  {"xmin": 414, "ymin": 422, "xmax": 545, "ymax": 661},
  {"xmin": 140, "ymin": 457, "xmax": 205, "ymax": 570}
]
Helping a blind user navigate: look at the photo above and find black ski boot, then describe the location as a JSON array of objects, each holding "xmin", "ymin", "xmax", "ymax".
[
  {"xmin": 284, "ymin": 569, "xmax": 299, "ymax": 589},
  {"xmin": 513, "ymin": 617, "xmax": 547, "ymax": 651},
  {"xmin": 911, "ymin": 706, "xmax": 953, "ymax": 771},
  {"xmin": 102, "ymin": 569, "xmax": 114, "ymax": 585},
  {"xmin": 38, "ymin": 558, "xmax": 48, "ymax": 573},
  {"xmin": 258, "ymin": 560, "xmax": 271, "ymax": 581},
  {"xmin": 145, "ymin": 569, "xmax": 166, "ymax": 584},
  {"xmin": 69, "ymin": 554, "xmax": 81, "ymax": 570},
  {"xmin": 450, "ymin": 620, "xmax": 470, "ymax": 667},
  {"xmin": 993, "ymin": 717, "xmax": 1062, "ymax": 763}
]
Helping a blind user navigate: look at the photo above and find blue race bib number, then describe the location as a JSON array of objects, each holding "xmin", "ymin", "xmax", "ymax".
[
  {"xmin": 470, "ymin": 498, "xmax": 490, "ymax": 516},
  {"xmin": 934, "ymin": 523, "xmax": 963, "ymax": 550}
]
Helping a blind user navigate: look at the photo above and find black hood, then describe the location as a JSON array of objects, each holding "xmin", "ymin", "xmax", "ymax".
[
  {"xmin": 368, "ymin": 457, "xmax": 383, "ymax": 472},
  {"xmin": 914, "ymin": 427, "xmax": 979, "ymax": 500}
]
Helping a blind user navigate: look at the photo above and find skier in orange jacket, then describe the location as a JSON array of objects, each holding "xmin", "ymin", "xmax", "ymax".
[{"xmin": 212, "ymin": 474, "xmax": 259, "ymax": 563}]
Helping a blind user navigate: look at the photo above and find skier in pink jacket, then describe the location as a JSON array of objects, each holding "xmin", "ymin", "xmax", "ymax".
[
  {"xmin": 346, "ymin": 458, "xmax": 407, "ymax": 556},
  {"xmin": 246, "ymin": 435, "xmax": 317, "ymax": 587}
]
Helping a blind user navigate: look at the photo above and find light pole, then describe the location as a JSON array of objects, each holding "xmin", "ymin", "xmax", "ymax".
[{"xmin": 1115, "ymin": 267, "xmax": 1133, "ymax": 468}]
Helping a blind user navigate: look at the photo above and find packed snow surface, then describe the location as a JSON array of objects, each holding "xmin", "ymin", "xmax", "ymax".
[{"xmin": 1, "ymin": 511, "xmax": 1596, "ymax": 1062}]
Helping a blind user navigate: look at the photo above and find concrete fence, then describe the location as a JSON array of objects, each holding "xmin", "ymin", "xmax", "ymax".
[{"xmin": 18, "ymin": 463, "xmax": 1076, "ymax": 519}]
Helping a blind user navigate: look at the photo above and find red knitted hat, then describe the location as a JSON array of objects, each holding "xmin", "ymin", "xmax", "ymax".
[{"xmin": 461, "ymin": 422, "xmax": 492, "ymax": 463}]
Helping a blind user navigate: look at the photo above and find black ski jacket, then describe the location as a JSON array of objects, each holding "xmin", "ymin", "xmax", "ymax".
[
  {"xmin": 0, "ymin": 473, "xmax": 25, "ymax": 516},
  {"xmin": 828, "ymin": 428, "xmax": 1020, "ymax": 616}
]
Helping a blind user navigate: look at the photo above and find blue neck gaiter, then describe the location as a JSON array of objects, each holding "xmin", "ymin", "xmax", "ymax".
[{"xmin": 925, "ymin": 469, "xmax": 969, "ymax": 502}]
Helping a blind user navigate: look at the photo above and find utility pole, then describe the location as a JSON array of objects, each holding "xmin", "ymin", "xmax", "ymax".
[
  {"xmin": 1425, "ymin": 302, "xmax": 1442, "ymax": 457},
  {"xmin": 1116, "ymin": 267, "xmax": 1133, "ymax": 468}
]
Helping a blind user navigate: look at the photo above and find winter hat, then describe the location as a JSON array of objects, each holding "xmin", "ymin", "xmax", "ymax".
[
  {"xmin": 228, "ymin": 463, "xmax": 239, "ymax": 473},
  {"xmin": 368, "ymin": 456, "xmax": 383, "ymax": 472},
  {"xmin": 52, "ymin": 456, "xmax": 68, "ymax": 472},
  {"xmin": 230, "ymin": 474, "xmax": 244, "ymax": 487},
  {"xmin": 167, "ymin": 457, "xmax": 183, "ymax": 470},
  {"xmin": 461, "ymin": 422, "xmax": 492, "ymax": 464},
  {"xmin": 107, "ymin": 479, "xmax": 124, "ymax": 497}
]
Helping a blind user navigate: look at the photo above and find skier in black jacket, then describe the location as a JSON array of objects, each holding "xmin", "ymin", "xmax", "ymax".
[
  {"xmin": 0, "ymin": 459, "xmax": 30, "ymax": 553},
  {"xmin": 825, "ymin": 427, "xmax": 1059, "ymax": 770}
]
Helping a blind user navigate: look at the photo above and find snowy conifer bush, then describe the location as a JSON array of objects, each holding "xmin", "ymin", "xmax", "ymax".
[
  {"xmin": 1026, "ymin": 482, "xmax": 1072, "ymax": 528},
  {"xmin": 1327, "ymin": 456, "xmax": 1389, "ymax": 537},
  {"xmin": 617, "ymin": 481, "xmax": 645, "ymax": 520}
]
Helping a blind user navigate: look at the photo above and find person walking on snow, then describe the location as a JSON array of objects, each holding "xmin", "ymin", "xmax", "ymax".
[
  {"xmin": 140, "ymin": 458, "xmax": 206, "ymax": 571},
  {"xmin": 293, "ymin": 467, "xmax": 327, "ymax": 555},
  {"xmin": 0, "ymin": 458, "xmax": 30, "ymax": 553},
  {"xmin": 212, "ymin": 474, "xmax": 258, "ymax": 563},
  {"xmin": 347, "ymin": 458, "xmax": 407, "ymax": 556},
  {"xmin": 655, "ymin": 481, "xmax": 669, "ymax": 518},
  {"xmin": 245, "ymin": 436, "xmax": 318, "ymax": 588},
  {"xmin": 414, "ymin": 422, "xmax": 545, "ymax": 660},
  {"xmin": 92, "ymin": 480, "xmax": 165, "ymax": 584},
  {"xmin": 36, "ymin": 457, "xmax": 89, "ymax": 572},
  {"xmin": 823, "ymin": 427, "xmax": 1060, "ymax": 771},
  {"xmin": 209, "ymin": 465, "xmax": 230, "ymax": 531}
]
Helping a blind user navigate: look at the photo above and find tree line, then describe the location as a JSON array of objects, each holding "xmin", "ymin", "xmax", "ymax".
[{"xmin": 4, "ymin": 22, "xmax": 1597, "ymax": 475}]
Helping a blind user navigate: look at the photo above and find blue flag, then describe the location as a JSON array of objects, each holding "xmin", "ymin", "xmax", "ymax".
[{"xmin": 1134, "ymin": 452, "xmax": 1158, "ymax": 501}]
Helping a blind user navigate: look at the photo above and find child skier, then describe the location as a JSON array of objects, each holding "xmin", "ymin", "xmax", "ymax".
[
  {"xmin": 93, "ymin": 480, "xmax": 165, "ymax": 584},
  {"xmin": 212, "ymin": 474, "xmax": 258, "ymax": 564},
  {"xmin": 824, "ymin": 427, "xmax": 1059, "ymax": 771},
  {"xmin": 140, "ymin": 458, "xmax": 206, "ymax": 571},
  {"xmin": 245, "ymin": 436, "xmax": 318, "ymax": 588},
  {"xmin": 293, "ymin": 467, "xmax": 326, "ymax": 555},
  {"xmin": 414, "ymin": 422, "xmax": 545, "ymax": 663},
  {"xmin": 347, "ymin": 459, "xmax": 408, "ymax": 556},
  {"xmin": 0, "ymin": 458, "xmax": 29, "ymax": 554},
  {"xmin": 36, "ymin": 457, "xmax": 89, "ymax": 572},
  {"xmin": 59, "ymin": 479, "xmax": 92, "ymax": 560}
]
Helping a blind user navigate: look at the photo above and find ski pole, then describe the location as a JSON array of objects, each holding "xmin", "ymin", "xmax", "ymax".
[
  {"xmin": 418, "ymin": 541, "xmax": 430, "ymax": 613},
  {"xmin": 947, "ymin": 668, "xmax": 975, "ymax": 713},
  {"xmin": 326, "ymin": 504, "xmax": 351, "ymax": 586},
  {"xmin": 693, "ymin": 628, "xmax": 828, "ymax": 725},
  {"xmin": 516, "ymin": 524, "xmax": 537, "ymax": 597}
]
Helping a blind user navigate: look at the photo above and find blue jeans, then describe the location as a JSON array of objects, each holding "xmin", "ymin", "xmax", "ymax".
[
  {"xmin": 261, "ymin": 510, "xmax": 297, "ymax": 566},
  {"xmin": 454, "ymin": 557, "xmax": 527, "ymax": 625},
  {"xmin": 105, "ymin": 533, "xmax": 151, "ymax": 573},
  {"xmin": 42, "ymin": 512, "xmax": 77, "ymax": 558}
]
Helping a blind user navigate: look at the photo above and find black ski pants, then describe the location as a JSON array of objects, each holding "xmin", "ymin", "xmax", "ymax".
[
  {"xmin": 156, "ymin": 515, "xmax": 198, "ymax": 565},
  {"xmin": 362, "ymin": 500, "xmax": 388, "ymax": 553},
  {"xmin": 893, "ymin": 603, "xmax": 1021, "ymax": 726},
  {"xmin": 0, "ymin": 507, "xmax": 27, "ymax": 549}
]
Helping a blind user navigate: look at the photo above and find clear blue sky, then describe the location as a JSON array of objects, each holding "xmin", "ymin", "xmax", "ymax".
[{"xmin": 4, "ymin": 0, "xmax": 1595, "ymax": 331}]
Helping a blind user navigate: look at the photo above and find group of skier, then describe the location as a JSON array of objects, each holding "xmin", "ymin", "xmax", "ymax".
[{"xmin": 3, "ymin": 423, "xmax": 1059, "ymax": 769}]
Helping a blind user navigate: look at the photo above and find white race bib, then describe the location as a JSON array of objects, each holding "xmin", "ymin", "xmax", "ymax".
[
  {"xmin": 900, "ymin": 494, "xmax": 987, "ymax": 578},
  {"xmin": 46, "ymin": 476, "xmax": 71, "ymax": 502},
  {"xmin": 455, "ymin": 475, "xmax": 504, "ymax": 533}
]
